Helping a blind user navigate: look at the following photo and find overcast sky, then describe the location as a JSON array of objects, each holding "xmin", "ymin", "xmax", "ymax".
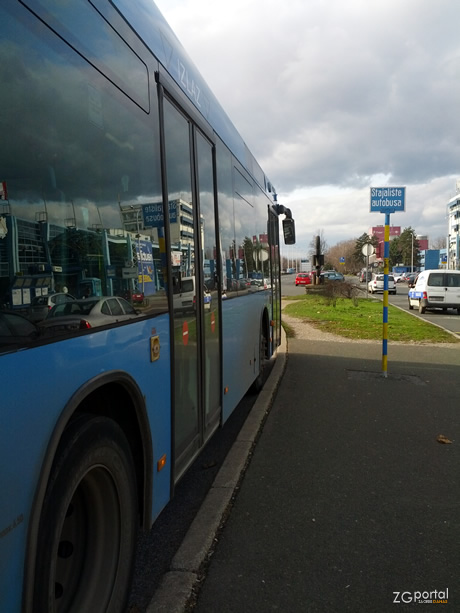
[{"xmin": 155, "ymin": 0, "xmax": 460, "ymax": 256}]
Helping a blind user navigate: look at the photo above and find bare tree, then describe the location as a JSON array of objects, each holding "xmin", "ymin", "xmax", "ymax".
[
  {"xmin": 325, "ymin": 239, "xmax": 360, "ymax": 273},
  {"xmin": 430, "ymin": 236, "xmax": 446, "ymax": 249}
]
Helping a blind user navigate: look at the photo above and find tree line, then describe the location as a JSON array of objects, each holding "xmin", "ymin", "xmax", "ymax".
[{"xmin": 307, "ymin": 228, "xmax": 445, "ymax": 273}]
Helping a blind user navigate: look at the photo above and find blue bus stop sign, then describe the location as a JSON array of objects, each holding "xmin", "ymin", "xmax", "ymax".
[
  {"xmin": 143, "ymin": 201, "xmax": 177, "ymax": 227},
  {"xmin": 370, "ymin": 187, "xmax": 405, "ymax": 213}
]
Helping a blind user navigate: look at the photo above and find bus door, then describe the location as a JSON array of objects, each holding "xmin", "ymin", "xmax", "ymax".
[
  {"xmin": 268, "ymin": 208, "xmax": 281, "ymax": 350},
  {"xmin": 162, "ymin": 95, "xmax": 221, "ymax": 481}
]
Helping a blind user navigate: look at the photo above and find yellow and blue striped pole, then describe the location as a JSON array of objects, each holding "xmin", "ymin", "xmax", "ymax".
[{"xmin": 382, "ymin": 213, "xmax": 390, "ymax": 377}]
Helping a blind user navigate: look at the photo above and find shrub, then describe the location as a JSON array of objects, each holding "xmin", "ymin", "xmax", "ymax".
[{"xmin": 307, "ymin": 280, "xmax": 359, "ymax": 306}]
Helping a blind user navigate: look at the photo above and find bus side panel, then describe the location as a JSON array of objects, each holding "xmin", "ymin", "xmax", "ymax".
[
  {"xmin": 221, "ymin": 292, "xmax": 269, "ymax": 422},
  {"xmin": 0, "ymin": 316, "xmax": 171, "ymax": 612}
]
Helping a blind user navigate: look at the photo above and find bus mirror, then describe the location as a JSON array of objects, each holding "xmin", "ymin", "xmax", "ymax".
[{"xmin": 282, "ymin": 218, "xmax": 296, "ymax": 245}]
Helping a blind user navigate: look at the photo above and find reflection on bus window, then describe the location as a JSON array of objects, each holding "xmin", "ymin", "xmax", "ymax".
[{"xmin": 0, "ymin": 6, "xmax": 167, "ymax": 338}]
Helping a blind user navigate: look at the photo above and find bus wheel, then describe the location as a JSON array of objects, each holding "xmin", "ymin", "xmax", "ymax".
[
  {"xmin": 251, "ymin": 321, "xmax": 268, "ymax": 393},
  {"xmin": 34, "ymin": 414, "xmax": 138, "ymax": 613}
]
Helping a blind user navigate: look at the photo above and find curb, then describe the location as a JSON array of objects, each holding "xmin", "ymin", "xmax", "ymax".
[{"xmin": 146, "ymin": 328, "xmax": 288, "ymax": 613}]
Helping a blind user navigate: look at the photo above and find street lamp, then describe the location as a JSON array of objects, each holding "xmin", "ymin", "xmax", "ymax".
[
  {"xmin": 131, "ymin": 205, "xmax": 144, "ymax": 293},
  {"xmin": 411, "ymin": 232, "xmax": 420, "ymax": 273},
  {"xmin": 411, "ymin": 233, "xmax": 413, "ymax": 273}
]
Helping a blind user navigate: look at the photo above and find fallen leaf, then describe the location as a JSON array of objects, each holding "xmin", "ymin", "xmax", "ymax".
[{"xmin": 436, "ymin": 435, "xmax": 453, "ymax": 444}]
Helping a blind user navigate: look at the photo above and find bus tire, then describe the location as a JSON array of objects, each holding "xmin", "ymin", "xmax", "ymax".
[
  {"xmin": 251, "ymin": 320, "xmax": 268, "ymax": 393},
  {"xmin": 33, "ymin": 414, "xmax": 138, "ymax": 613}
]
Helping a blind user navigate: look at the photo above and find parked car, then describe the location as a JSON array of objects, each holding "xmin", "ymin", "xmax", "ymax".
[
  {"xmin": 131, "ymin": 290, "xmax": 145, "ymax": 304},
  {"xmin": 321, "ymin": 271, "xmax": 344, "ymax": 282},
  {"xmin": 295, "ymin": 273, "xmax": 311, "ymax": 286},
  {"xmin": 39, "ymin": 296, "xmax": 141, "ymax": 333},
  {"xmin": 368, "ymin": 274, "xmax": 396, "ymax": 294},
  {"xmin": 0, "ymin": 311, "xmax": 42, "ymax": 348},
  {"xmin": 28, "ymin": 292, "xmax": 76, "ymax": 322},
  {"xmin": 404, "ymin": 272, "xmax": 417, "ymax": 285},
  {"xmin": 359, "ymin": 270, "xmax": 372, "ymax": 283},
  {"xmin": 408, "ymin": 270, "xmax": 460, "ymax": 314}
]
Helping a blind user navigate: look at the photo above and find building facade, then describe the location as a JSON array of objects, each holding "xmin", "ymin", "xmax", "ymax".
[{"xmin": 447, "ymin": 188, "xmax": 460, "ymax": 269}]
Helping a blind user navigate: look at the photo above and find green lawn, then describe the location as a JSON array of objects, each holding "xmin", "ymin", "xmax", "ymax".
[{"xmin": 283, "ymin": 294, "xmax": 460, "ymax": 343}]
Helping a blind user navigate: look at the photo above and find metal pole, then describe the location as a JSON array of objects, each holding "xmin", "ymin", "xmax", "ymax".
[
  {"xmin": 382, "ymin": 213, "xmax": 390, "ymax": 378},
  {"xmin": 411, "ymin": 233, "xmax": 413, "ymax": 273},
  {"xmin": 366, "ymin": 252, "xmax": 369, "ymax": 297}
]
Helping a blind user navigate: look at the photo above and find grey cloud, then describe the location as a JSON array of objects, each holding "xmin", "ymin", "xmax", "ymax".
[{"xmin": 156, "ymin": 0, "xmax": 460, "ymax": 244}]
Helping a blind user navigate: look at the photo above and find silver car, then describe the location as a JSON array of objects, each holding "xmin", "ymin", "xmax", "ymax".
[
  {"xmin": 28, "ymin": 292, "xmax": 76, "ymax": 322},
  {"xmin": 39, "ymin": 296, "xmax": 140, "ymax": 333}
]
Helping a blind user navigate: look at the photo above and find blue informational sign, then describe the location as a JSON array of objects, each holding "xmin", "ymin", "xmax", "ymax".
[
  {"xmin": 370, "ymin": 187, "xmax": 405, "ymax": 213},
  {"xmin": 143, "ymin": 201, "xmax": 177, "ymax": 227},
  {"xmin": 135, "ymin": 239, "xmax": 156, "ymax": 296}
]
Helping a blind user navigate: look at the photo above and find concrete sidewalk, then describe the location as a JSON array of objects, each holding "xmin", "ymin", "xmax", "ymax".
[{"xmin": 148, "ymin": 333, "xmax": 460, "ymax": 612}]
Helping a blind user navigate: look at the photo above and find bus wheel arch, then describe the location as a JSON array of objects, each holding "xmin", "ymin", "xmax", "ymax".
[
  {"xmin": 24, "ymin": 372, "xmax": 153, "ymax": 613},
  {"xmin": 33, "ymin": 413, "xmax": 138, "ymax": 613}
]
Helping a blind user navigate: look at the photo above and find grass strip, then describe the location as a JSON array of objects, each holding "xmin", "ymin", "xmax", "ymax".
[{"xmin": 283, "ymin": 294, "xmax": 460, "ymax": 343}]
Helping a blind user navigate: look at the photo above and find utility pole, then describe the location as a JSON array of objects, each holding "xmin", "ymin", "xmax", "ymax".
[{"xmin": 314, "ymin": 235, "xmax": 324, "ymax": 283}]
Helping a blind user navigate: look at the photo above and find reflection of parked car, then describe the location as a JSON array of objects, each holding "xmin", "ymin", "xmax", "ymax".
[
  {"xmin": 173, "ymin": 276, "xmax": 196, "ymax": 311},
  {"xmin": 295, "ymin": 273, "xmax": 311, "ymax": 286},
  {"xmin": 203, "ymin": 288, "xmax": 212, "ymax": 309},
  {"xmin": 248, "ymin": 279, "xmax": 263, "ymax": 292},
  {"xmin": 173, "ymin": 276, "xmax": 213, "ymax": 312},
  {"xmin": 194, "ymin": 287, "xmax": 212, "ymax": 310},
  {"xmin": 0, "ymin": 311, "xmax": 41, "ymax": 348},
  {"xmin": 368, "ymin": 274, "xmax": 396, "ymax": 294},
  {"xmin": 28, "ymin": 292, "xmax": 76, "ymax": 322},
  {"xmin": 39, "ymin": 296, "xmax": 140, "ymax": 333}
]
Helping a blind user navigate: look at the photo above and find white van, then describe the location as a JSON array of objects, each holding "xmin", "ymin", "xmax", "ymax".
[
  {"xmin": 408, "ymin": 269, "xmax": 460, "ymax": 314},
  {"xmin": 173, "ymin": 276, "xmax": 211, "ymax": 313}
]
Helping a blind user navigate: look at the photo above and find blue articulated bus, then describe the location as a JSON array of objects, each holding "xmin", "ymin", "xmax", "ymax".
[{"xmin": 0, "ymin": 1, "xmax": 295, "ymax": 611}]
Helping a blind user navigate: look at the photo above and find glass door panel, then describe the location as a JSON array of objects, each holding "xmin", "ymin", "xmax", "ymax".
[
  {"xmin": 195, "ymin": 131, "xmax": 221, "ymax": 439},
  {"xmin": 163, "ymin": 98, "xmax": 200, "ymax": 476}
]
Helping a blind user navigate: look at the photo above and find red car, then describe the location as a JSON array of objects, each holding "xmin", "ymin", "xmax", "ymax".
[{"xmin": 295, "ymin": 273, "xmax": 311, "ymax": 286}]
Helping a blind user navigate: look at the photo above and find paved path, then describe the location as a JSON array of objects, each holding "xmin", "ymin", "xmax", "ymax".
[{"xmin": 192, "ymin": 334, "xmax": 459, "ymax": 612}]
